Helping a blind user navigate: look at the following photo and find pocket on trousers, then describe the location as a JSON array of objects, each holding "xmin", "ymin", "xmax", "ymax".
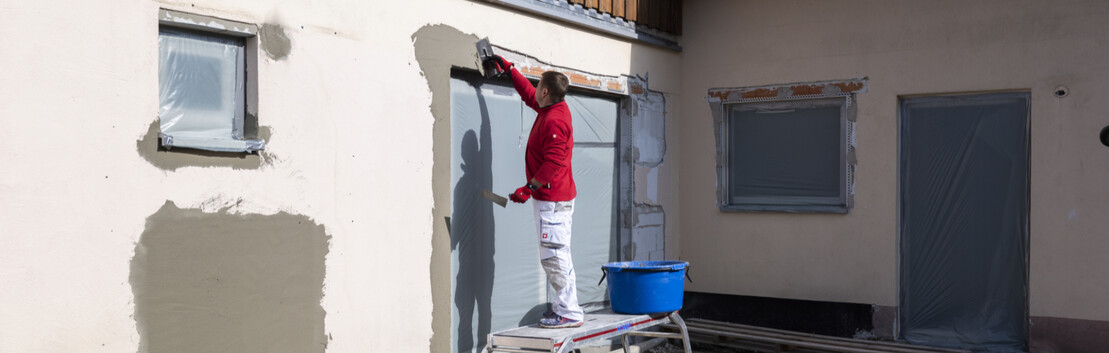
[{"xmin": 538, "ymin": 211, "xmax": 570, "ymax": 249}]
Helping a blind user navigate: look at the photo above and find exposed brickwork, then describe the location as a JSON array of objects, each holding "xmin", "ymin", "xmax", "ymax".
[{"xmin": 708, "ymin": 78, "xmax": 869, "ymax": 102}]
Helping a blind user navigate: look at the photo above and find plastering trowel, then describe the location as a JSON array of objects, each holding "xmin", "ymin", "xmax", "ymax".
[
  {"xmin": 475, "ymin": 38, "xmax": 505, "ymax": 79},
  {"xmin": 481, "ymin": 189, "xmax": 508, "ymax": 208}
]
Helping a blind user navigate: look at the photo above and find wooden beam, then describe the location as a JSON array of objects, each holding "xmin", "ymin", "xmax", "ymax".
[
  {"xmin": 666, "ymin": 0, "xmax": 678, "ymax": 34},
  {"xmin": 660, "ymin": 0, "xmax": 672, "ymax": 33},
  {"xmin": 625, "ymin": 0, "xmax": 638, "ymax": 22},
  {"xmin": 669, "ymin": 0, "xmax": 678, "ymax": 34},
  {"xmin": 650, "ymin": 0, "xmax": 660, "ymax": 30},
  {"xmin": 600, "ymin": 0, "xmax": 612, "ymax": 14},
  {"xmin": 614, "ymin": 0, "xmax": 625, "ymax": 18}
]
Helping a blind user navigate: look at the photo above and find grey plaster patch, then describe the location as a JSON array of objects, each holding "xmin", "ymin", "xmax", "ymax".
[
  {"xmin": 632, "ymin": 203, "xmax": 665, "ymax": 227},
  {"xmin": 618, "ymin": 77, "xmax": 670, "ymax": 264},
  {"xmin": 411, "ymin": 23, "xmax": 482, "ymax": 353},
  {"xmin": 628, "ymin": 203, "xmax": 665, "ymax": 261},
  {"xmin": 130, "ymin": 201, "xmax": 329, "ymax": 353},
  {"xmin": 623, "ymin": 77, "xmax": 667, "ymax": 168},
  {"xmin": 259, "ymin": 23, "xmax": 291, "ymax": 60},
  {"xmin": 621, "ymin": 77, "xmax": 669, "ymax": 261},
  {"xmin": 622, "ymin": 242, "xmax": 637, "ymax": 261},
  {"xmin": 136, "ymin": 120, "xmax": 273, "ymax": 171},
  {"xmin": 870, "ymin": 305, "xmax": 896, "ymax": 340}
]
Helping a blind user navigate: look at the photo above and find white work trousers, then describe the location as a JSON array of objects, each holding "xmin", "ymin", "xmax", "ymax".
[{"xmin": 533, "ymin": 199, "xmax": 584, "ymax": 321}]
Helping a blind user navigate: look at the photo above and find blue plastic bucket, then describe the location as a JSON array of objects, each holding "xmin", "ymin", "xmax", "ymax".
[{"xmin": 602, "ymin": 261, "xmax": 690, "ymax": 314}]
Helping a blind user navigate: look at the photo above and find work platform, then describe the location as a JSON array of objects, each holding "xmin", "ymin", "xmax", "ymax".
[{"xmin": 482, "ymin": 310, "xmax": 691, "ymax": 353}]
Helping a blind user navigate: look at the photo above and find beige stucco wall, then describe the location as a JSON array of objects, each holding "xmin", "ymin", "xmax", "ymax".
[
  {"xmin": 0, "ymin": 0, "xmax": 680, "ymax": 352},
  {"xmin": 678, "ymin": 0, "xmax": 1109, "ymax": 322}
]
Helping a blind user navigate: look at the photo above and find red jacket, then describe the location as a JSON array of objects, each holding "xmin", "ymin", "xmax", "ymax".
[{"xmin": 509, "ymin": 67, "xmax": 576, "ymax": 201}]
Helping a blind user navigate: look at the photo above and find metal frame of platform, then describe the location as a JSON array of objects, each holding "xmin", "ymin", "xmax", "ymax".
[{"xmin": 481, "ymin": 310, "xmax": 691, "ymax": 353}]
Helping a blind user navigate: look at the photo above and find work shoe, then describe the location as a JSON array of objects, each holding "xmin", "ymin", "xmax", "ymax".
[{"xmin": 539, "ymin": 314, "xmax": 583, "ymax": 329}]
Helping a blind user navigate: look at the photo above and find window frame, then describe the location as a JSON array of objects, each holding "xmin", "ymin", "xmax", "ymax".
[
  {"xmin": 157, "ymin": 9, "xmax": 263, "ymax": 153},
  {"xmin": 722, "ymin": 97, "xmax": 849, "ymax": 212},
  {"xmin": 708, "ymin": 79, "xmax": 865, "ymax": 214}
]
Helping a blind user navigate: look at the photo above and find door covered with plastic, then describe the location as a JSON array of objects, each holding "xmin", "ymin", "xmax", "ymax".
[
  {"xmin": 449, "ymin": 72, "xmax": 618, "ymax": 353},
  {"xmin": 899, "ymin": 93, "xmax": 1029, "ymax": 352}
]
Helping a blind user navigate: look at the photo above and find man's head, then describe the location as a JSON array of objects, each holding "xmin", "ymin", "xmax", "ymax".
[{"xmin": 535, "ymin": 71, "xmax": 569, "ymax": 108}]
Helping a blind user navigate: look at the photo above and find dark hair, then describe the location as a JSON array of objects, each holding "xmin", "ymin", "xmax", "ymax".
[{"xmin": 540, "ymin": 71, "xmax": 569, "ymax": 103}]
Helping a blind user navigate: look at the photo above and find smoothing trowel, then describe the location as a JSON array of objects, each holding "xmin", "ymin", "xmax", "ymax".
[
  {"xmin": 475, "ymin": 38, "xmax": 505, "ymax": 79},
  {"xmin": 481, "ymin": 189, "xmax": 508, "ymax": 208}
]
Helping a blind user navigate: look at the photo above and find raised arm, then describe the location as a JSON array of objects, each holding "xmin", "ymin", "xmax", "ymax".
[
  {"xmin": 491, "ymin": 56, "xmax": 540, "ymax": 112},
  {"xmin": 509, "ymin": 67, "xmax": 540, "ymax": 112}
]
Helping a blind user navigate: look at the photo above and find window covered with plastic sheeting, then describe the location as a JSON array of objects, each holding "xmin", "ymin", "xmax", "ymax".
[
  {"xmin": 448, "ymin": 72, "xmax": 619, "ymax": 353},
  {"xmin": 158, "ymin": 28, "xmax": 263, "ymax": 153},
  {"xmin": 723, "ymin": 97, "xmax": 850, "ymax": 213}
]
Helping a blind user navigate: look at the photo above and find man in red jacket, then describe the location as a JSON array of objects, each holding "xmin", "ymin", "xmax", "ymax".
[{"xmin": 492, "ymin": 56, "xmax": 584, "ymax": 328}]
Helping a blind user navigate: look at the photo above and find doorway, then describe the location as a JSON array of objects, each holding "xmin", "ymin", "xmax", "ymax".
[
  {"xmin": 899, "ymin": 92, "xmax": 1030, "ymax": 352},
  {"xmin": 448, "ymin": 71, "xmax": 620, "ymax": 353}
]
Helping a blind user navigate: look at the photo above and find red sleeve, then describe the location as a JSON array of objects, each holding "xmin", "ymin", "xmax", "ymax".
[
  {"xmin": 509, "ymin": 67, "xmax": 540, "ymax": 112},
  {"xmin": 533, "ymin": 119, "xmax": 572, "ymax": 185}
]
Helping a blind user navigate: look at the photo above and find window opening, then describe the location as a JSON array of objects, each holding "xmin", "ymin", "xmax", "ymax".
[
  {"xmin": 158, "ymin": 11, "xmax": 263, "ymax": 153},
  {"xmin": 725, "ymin": 97, "xmax": 847, "ymax": 211}
]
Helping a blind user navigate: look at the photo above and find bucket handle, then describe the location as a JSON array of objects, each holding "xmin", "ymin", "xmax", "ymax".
[{"xmin": 597, "ymin": 266, "xmax": 693, "ymax": 286}]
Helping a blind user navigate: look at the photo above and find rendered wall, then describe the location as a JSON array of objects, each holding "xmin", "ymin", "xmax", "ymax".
[
  {"xmin": 679, "ymin": 0, "xmax": 1109, "ymax": 327},
  {"xmin": 0, "ymin": 0, "xmax": 680, "ymax": 352}
]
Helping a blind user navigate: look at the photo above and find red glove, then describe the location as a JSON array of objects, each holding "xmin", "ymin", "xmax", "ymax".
[
  {"xmin": 492, "ymin": 55, "xmax": 513, "ymax": 72},
  {"xmin": 510, "ymin": 184, "xmax": 534, "ymax": 203}
]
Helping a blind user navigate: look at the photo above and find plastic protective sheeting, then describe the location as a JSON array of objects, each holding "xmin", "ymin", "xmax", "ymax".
[
  {"xmin": 565, "ymin": 94, "xmax": 618, "ymax": 144},
  {"xmin": 899, "ymin": 93, "xmax": 1029, "ymax": 352},
  {"xmin": 450, "ymin": 73, "xmax": 617, "ymax": 353},
  {"xmin": 158, "ymin": 29, "xmax": 263, "ymax": 152},
  {"xmin": 726, "ymin": 98, "xmax": 845, "ymax": 210}
]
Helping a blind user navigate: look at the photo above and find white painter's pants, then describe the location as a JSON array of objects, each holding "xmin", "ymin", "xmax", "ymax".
[{"xmin": 533, "ymin": 199, "xmax": 584, "ymax": 321}]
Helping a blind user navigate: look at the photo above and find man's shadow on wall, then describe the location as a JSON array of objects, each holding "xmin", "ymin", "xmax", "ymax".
[{"xmin": 452, "ymin": 78, "xmax": 495, "ymax": 353}]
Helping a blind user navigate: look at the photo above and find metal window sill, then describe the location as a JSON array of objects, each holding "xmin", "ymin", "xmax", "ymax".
[
  {"xmin": 719, "ymin": 204, "xmax": 849, "ymax": 214},
  {"xmin": 160, "ymin": 134, "xmax": 266, "ymax": 153}
]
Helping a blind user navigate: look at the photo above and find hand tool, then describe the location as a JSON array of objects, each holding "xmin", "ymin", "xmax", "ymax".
[
  {"xmin": 475, "ymin": 37, "xmax": 504, "ymax": 79},
  {"xmin": 481, "ymin": 189, "xmax": 508, "ymax": 208}
]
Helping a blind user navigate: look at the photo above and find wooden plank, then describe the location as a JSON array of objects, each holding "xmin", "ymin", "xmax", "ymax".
[
  {"xmin": 625, "ymin": 0, "xmax": 638, "ymax": 22},
  {"xmin": 660, "ymin": 0, "xmax": 673, "ymax": 33},
  {"xmin": 650, "ymin": 0, "xmax": 661, "ymax": 30},
  {"xmin": 636, "ymin": 0, "xmax": 649, "ymax": 28},
  {"xmin": 614, "ymin": 0, "xmax": 625, "ymax": 18},
  {"xmin": 647, "ymin": 0, "xmax": 656, "ymax": 29},
  {"xmin": 669, "ymin": 0, "xmax": 680, "ymax": 34},
  {"xmin": 662, "ymin": 0, "xmax": 670, "ymax": 31},
  {"xmin": 600, "ymin": 0, "xmax": 612, "ymax": 14},
  {"xmin": 668, "ymin": 0, "xmax": 678, "ymax": 34},
  {"xmin": 569, "ymin": 0, "xmax": 585, "ymax": 5},
  {"xmin": 586, "ymin": 0, "xmax": 598, "ymax": 10}
]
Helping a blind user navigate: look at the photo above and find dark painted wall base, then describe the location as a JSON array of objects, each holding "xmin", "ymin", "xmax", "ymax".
[
  {"xmin": 681, "ymin": 291, "xmax": 882, "ymax": 338},
  {"xmin": 1030, "ymin": 316, "xmax": 1109, "ymax": 353},
  {"xmin": 681, "ymin": 291, "xmax": 1109, "ymax": 353}
]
